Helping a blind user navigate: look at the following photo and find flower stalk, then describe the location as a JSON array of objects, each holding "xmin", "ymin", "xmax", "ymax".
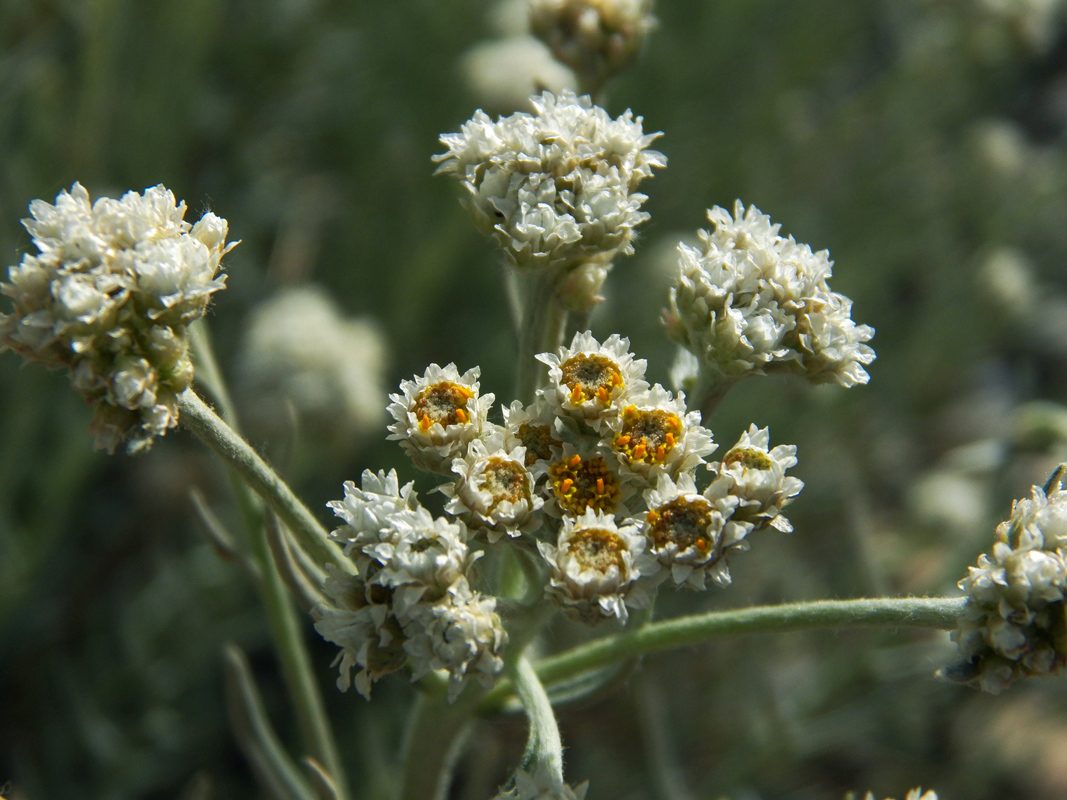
[
  {"xmin": 482, "ymin": 596, "xmax": 965, "ymax": 708},
  {"xmin": 509, "ymin": 655, "xmax": 565, "ymax": 783}
]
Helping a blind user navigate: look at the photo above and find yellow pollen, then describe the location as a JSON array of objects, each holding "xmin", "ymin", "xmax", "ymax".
[
  {"xmin": 723, "ymin": 447, "xmax": 774, "ymax": 471},
  {"xmin": 647, "ymin": 496, "xmax": 718, "ymax": 553},
  {"xmin": 613, "ymin": 407, "xmax": 684, "ymax": 466},
  {"xmin": 412, "ymin": 381, "xmax": 475, "ymax": 430},
  {"xmin": 559, "ymin": 353, "xmax": 624, "ymax": 405},
  {"xmin": 548, "ymin": 453, "xmax": 621, "ymax": 515}
]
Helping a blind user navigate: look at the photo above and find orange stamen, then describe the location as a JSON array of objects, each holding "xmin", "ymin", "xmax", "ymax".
[
  {"xmin": 656, "ymin": 445, "xmax": 666, "ymax": 461},
  {"xmin": 596, "ymin": 478, "xmax": 605, "ymax": 494},
  {"xmin": 632, "ymin": 441, "xmax": 647, "ymax": 461},
  {"xmin": 596, "ymin": 386, "xmax": 608, "ymax": 403},
  {"xmin": 419, "ymin": 416, "xmax": 433, "ymax": 432},
  {"xmin": 561, "ymin": 478, "xmax": 574, "ymax": 493},
  {"xmin": 455, "ymin": 407, "xmax": 469, "ymax": 423},
  {"xmin": 616, "ymin": 435, "xmax": 631, "ymax": 446},
  {"xmin": 570, "ymin": 384, "xmax": 583, "ymax": 403},
  {"xmin": 665, "ymin": 432, "xmax": 676, "ymax": 447},
  {"xmin": 568, "ymin": 454, "xmax": 581, "ymax": 468}
]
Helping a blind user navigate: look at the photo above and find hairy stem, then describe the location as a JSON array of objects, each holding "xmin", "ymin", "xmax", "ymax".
[
  {"xmin": 398, "ymin": 690, "xmax": 485, "ymax": 800},
  {"xmin": 177, "ymin": 388, "xmax": 344, "ymax": 571},
  {"xmin": 482, "ymin": 597, "xmax": 965, "ymax": 708},
  {"xmin": 509, "ymin": 655, "xmax": 564, "ymax": 782},
  {"xmin": 515, "ymin": 272, "xmax": 568, "ymax": 404}
]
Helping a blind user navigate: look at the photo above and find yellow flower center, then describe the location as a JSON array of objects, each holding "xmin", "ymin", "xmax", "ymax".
[
  {"xmin": 483, "ymin": 457, "xmax": 530, "ymax": 511},
  {"xmin": 646, "ymin": 497, "xmax": 717, "ymax": 554},
  {"xmin": 412, "ymin": 381, "xmax": 474, "ymax": 431},
  {"xmin": 613, "ymin": 405, "xmax": 683, "ymax": 465},
  {"xmin": 723, "ymin": 447, "xmax": 773, "ymax": 471},
  {"xmin": 548, "ymin": 453, "xmax": 621, "ymax": 515},
  {"xmin": 559, "ymin": 353, "xmax": 623, "ymax": 405},
  {"xmin": 517, "ymin": 421, "xmax": 559, "ymax": 466},
  {"xmin": 569, "ymin": 527, "xmax": 627, "ymax": 574}
]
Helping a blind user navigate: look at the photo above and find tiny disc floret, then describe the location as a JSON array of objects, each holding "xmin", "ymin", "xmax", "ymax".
[
  {"xmin": 547, "ymin": 452, "xmax": 622, "ymax": 515},
  {"xmin": 646, "ymin": 496, "xmax": 716, "ymax": 553},
  {"xmin": 569, "ymin": 527, "xmax": 627, "ymax": 573},
  {"xmin": 614, "ymin": 405, "xmax": 683, "ymax": 466},
  {"xmin": 413, "ymin": 381, "xmax": 475, "ymax": 430},
  {"xmin": 516, "ymin": 421, "xmax": 559, "ymax": 466},
  {"xmin": 560, "ymin": 353, "xmax": 623, "ymax": 404}
]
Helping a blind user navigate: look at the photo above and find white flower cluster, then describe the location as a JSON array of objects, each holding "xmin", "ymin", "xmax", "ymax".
[
  {"xmin": 434, "ymin": 90, "xmax": 665, "ymax": 275},
  {"xmin": 0, "ymin": 183, "xmax": 232, "ymax": 453},
  {"xmin": 238, "ymin": 285, "xmax": 387, "ymax": 444},
  {"xmin": 313, "ymin": 470, "xmax": 507, "ymax": 700},
  {"xmin": 945, "ymin": 475, "xmax": 1067, "ymax": 694},
  {"xmin": 665, "ymin": 201, "xmax": 875, "ymax": 389},
  {"xmin": 383, "ymin": 331, "xmax": 802, "ymax": 628},
  {"xmin": 861, "ymin": 790, "xmax": 938, "ymax": 800},
  {"xmin": 529, "ymin": 0, "xmax": 656, "ymax": 91}
]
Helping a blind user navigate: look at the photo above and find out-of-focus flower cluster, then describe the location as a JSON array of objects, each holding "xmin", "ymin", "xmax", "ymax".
[
  {"xmin": 945, "ymin": 470, "xmax": 1067, "ymax": 694},
  {"xmin": 861, "ymin": 790, "xmax": 939, "ymax": 800},
  {"xmin": 371, "ymin": 330, "xmax": 803, "ymax": 633},
  {"xmin": 313, "ymin": 470, "xmax": 507, "ymax": 700},
  {"xmin": 529, "ymin": 0, "xmax": 656, "ymax": 92},
  {"xmin": 0, "ymin": 183, "xmax": 232, "ymax": 453},
  {"xmin": 665, "ymin": 201, "xmax": 875, "ymax": 389},
  {"xmin": 237, "ymin": 285, "xmax": 387, "ymax": 445},
  {"xmin": 434, "ymin": 90, "xmax": 665, "ymax": 280}
]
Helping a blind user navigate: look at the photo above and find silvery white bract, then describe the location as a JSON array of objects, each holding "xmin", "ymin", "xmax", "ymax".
[
  {"xmin": 947, "ymin": 479, "xmax": 1067, "ymax": 694},
  {"xmin": 0, "ymin": 183, "xmax": 233, "ymax": 452},
  {"xmin": 665, "ymin": 201, "xmax": 875, "ymax": 389},
  {"xmin": 434, "ymin": 90, "xmax": 665, "ymax": 273}
]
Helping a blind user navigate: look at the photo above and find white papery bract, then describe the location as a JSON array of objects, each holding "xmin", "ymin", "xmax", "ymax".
[
  {"xmin": 529, "ymin": 0, "xmax": 656, "ymax": 92},
  {"xmin": 318, "ymin": 473, "xmax": 507, "ymax": 699},
  {"xmin": 708, "ymin": 424, "xmax": 804, "ymax": 533},
  {"xmin": 604, "ymin": 384, "xmax": 715, "ymax": 482},
  {"xmin": 0, "ymin": 183, "xmax": 233, "ymax": 453},
  {"xmin": 441, "ymin": 432, "xmax": 545, "ymax": 542},
  {"xmin": 537, "ymin": 330, "xmax": 648, "ymax": 428},
  {"xmin": 946, "ymin": 477, "xmax": 1067, "ymax": 694},
  {"xmin": 665, "ymin": 201, "xmax": 875, "ymax": 388},
  {"xmin": 493, "ymin": 763, "xmax": 590, "ymax": 800},
  {"xmin": 387, "ymin": 363, "xmax": 495, "ymax": 473},
  {"xmin": 642, "ymin": 472, "xmax": 742, "ymax": 590},
  {"xmin": 403, "ymin": 579, "xmax": 508, "ymax": 701},
  {"xmin": 537, "ymin": 508, "xmax": 653, "ymax": 623},
  {"xmin": 434, "ymin": 90, "xmax": 665, "ymax": 273}
]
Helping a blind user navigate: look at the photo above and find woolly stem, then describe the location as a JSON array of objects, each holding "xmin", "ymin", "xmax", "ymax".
[
  {"xmin": 515, "ymin": 272, "xmax": 568, "ymax": 404},
  {"xmin": 509, "ymin": 655, "xmax": 564, "ymax": 783},
  {"xmin": 177, "ymin": 388, "xmax": 344, "ymax": 571},
  {"xmin": 482, "ymin": 596, "xmax": 965, "ymax": 708}
]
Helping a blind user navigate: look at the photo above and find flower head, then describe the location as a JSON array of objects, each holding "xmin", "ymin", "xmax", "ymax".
[
  {"xmin": 537, "ymin": 508, "xmax": 652, "ymax": 623},
  {"xmin": 708, "ymin": 424, "xmax": 804, "ymax": 533},
  {"xmin": 665, "ymin": 201, "xmax": 874, "ymax": 388},
  {"xmin": 0, "ymin": 183, "xmax": 233, "ymax": 452},
  {"xmin": 441, "ymin": 432, "xmax": 545, "ymax": 542},
  {"xmin": 493, "ymin": 764, "xmax": 589, "ymax": 800},
  {"xmin": 529, "ymin": 0, "xmax": 656, "ymax": 92},
  {"xmin": 945, "ymin": 474, "xmax": 1067, "ymax": 693},
  {"xmin": 641, "ymin": 472, "xmax": 742, "ymax": 589},
  {"xmin": 434, "ymin": 90, "xmax": 665, "ymax": 272},
  {"xmin": 604, "ymin": 384, "xmax": 715, "ymax": 481},
  {"xmin": 387, "ymin": 363, "xmax": 495, "ymax": 473},
  {"xmin": 537, "ymin": 330, "xmax": 648, "ymax": 428}
]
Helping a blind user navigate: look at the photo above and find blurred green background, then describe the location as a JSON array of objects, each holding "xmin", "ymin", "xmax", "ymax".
[{"xmin": 3, "ymin": 1, "xmax": 1067, "ymax": 798}]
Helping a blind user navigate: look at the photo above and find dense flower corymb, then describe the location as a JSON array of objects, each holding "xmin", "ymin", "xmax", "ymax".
[
  {"xmin": 434, "ymin": 90, "xmax": 665, "ymax": 273},
  {"xmin": 665, "ymin": 201, "xmax": 874, "ymax": 389},
  {"xmin": 0, "ymin": 182, "xmax": 233, "ymax": 453},
  {"xmin": 944, "ymin": 473, "xmax": 1067, "ymax": 694}
]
